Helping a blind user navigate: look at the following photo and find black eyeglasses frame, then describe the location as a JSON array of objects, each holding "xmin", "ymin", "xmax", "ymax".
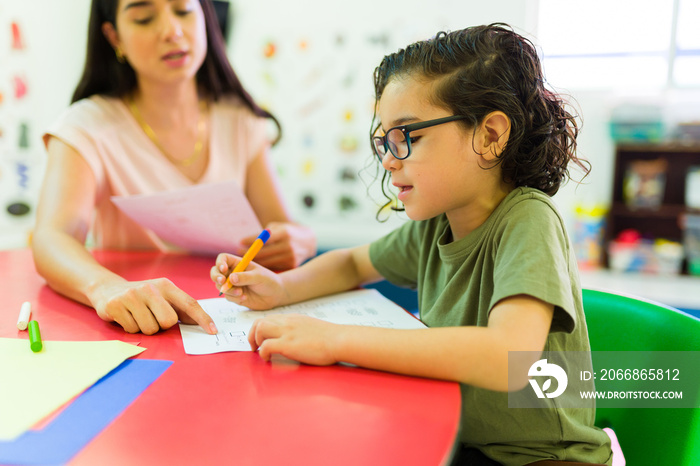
[{"xmin": 371, "ymin": 115, "xmax": 470, "ymax": 162}]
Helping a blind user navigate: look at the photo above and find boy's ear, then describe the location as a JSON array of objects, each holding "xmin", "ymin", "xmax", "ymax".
[{"xmin": 479, "ymin": 111, "xmax": 511, "ymax": 160}]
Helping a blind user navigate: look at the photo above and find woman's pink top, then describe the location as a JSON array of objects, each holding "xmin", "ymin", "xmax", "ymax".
[{"xmin": 43, "ymin": 95, "xmax": 268, "ymax": 251}]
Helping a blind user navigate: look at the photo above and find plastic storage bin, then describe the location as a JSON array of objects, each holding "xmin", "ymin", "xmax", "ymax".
[{"xmin": 608, "ymin": 239, "xmax": 684, "ymax": 275}]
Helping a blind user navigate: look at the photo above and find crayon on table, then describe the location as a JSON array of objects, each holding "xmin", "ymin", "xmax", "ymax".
[
  {"xmin": 17, "ymin": 301, "xmax": 31, "ymax": 330},
  {"xmin": 28, "ymin": 320, "xmax": 42, "ymax": 352},
  {"xmin": 219, "ymin": 229, "xmax": 271, "ymax": 296}
]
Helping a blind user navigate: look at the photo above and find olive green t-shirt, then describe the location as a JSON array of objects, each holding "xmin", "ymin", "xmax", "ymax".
[{"xmin": 369, "ymin": 187, "xmax": 612, "ymax": 466}]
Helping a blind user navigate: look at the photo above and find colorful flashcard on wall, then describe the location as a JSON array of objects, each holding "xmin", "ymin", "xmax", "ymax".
[
  {"xmin": 11, "ymin": 21, "xmax": 25, "ymax": 50},
  {"xmin": 6, "ymin": 201, "xmax": 30, "ymax": 217},
  {"xmin": 340, "ymin": 167, "xmax": 357, "ymax": 182},
  {"xmin": 3, "ymin": 158, "xmax": 33, "ymax": 218},
  {"xmin": 263, "ymin": 40, "xmax": 276, "ymax": 59},
  {"xmin": 367, "ymin": 32, "xmax": 390, "ymax": 48},
  {"xmin": 18, "ymin": 122, "xmax": 29, "ymax": 149},
  {"xmin": 339, "ymin": 195, "xmax": 357, "ymax": 212},
  {"xmin": 261, "ymin": 70, "xmax": 275, "ymax": 88},
  {"xmin": 302, "ymin": 193, "xmax": 315, "ymax": 209},
  {"xmin": 15, "ymin": 162, "xmax": 29, "ymax": 189},
  {"xmin": 302, "ymin": 132, "xmax": 314, "ymax": 148},
  {"xmin": 301, "ymin": 158, "xmax": 315, "ymax": 177},
  {"xmin": 12, "ymin": 75, "xmax": 27, "ymax": 100},
  {"xmin": 298, "ymin": 38, "xmax": 309, "ymax": 52},
  {"xmin": 339, "ymin": 134, "xmax": 359, "ymax": 153}
]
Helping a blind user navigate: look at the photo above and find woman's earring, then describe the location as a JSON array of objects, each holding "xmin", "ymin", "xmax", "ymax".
[{"xmin": 115, "ymin": 46, "xmax": 125, "ymax": 64}]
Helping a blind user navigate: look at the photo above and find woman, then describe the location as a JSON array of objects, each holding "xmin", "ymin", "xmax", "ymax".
[{"xmin": 32, "ymin": 0, "xmax": 316, "ymax": 335}]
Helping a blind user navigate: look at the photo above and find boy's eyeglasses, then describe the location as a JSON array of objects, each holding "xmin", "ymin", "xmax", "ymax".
[{"xmin": 371, "ymin": 115, "xmax": 469, "ymax": 162}]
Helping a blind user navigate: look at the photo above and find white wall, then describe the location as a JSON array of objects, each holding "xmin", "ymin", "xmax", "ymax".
[
  {"xmin": 0, "ymin": 0, "xmax": 90, "ymax": 248},
  {"xmin": 1, "ymin": 0, "xmax": 697, "ymax": 251},
  {"xmin": 226, "ymin": 0, "xmax": 537, "ymax": 249}
]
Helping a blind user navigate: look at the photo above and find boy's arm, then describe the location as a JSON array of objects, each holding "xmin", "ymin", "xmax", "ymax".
[
  {"xmin": 241, "ymin": 245, "xmax": 554, "ymax": 391},
  {"xmin": 216, "ymin": 244, "xmax": 382, "ymax": 310},
  {"xmin": 250, "ymin": 294, "xmax": 553, "ymax": 391},
  {"xmin": 279, "ymin": 245, "xmax": 382, "ymax": 304}
]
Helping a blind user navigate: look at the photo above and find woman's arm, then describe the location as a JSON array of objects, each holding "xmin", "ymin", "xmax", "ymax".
[
  {"xmin": 32, "ymin": 138, "xmax": 216, "ymax": 335},
  {"xmin": 243, "ymin": 148, "xmax": 316, "ymax": 270},
  {"xmin": 33, "ymin": 137, "xmax": 118, "ymax": 304}
]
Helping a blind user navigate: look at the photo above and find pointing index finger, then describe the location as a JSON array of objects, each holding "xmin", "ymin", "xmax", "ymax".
[{"xmin": 165, "ymin": 285, "xmax": 218, "ymax": 334}]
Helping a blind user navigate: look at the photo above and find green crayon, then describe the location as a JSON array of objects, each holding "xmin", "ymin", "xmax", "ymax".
[{"xmin": 28, "ymin": 320, "xmax": 43, "ymax": 352}]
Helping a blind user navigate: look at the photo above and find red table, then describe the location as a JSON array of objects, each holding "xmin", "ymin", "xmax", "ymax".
[{"xmin": 0, "ymin": 249, "xmax": 460, "ymax": 466}]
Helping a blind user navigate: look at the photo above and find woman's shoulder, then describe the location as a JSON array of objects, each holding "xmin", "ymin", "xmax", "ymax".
[
  {"xmin": 52, "ymin": 95, "xmax": 128, "ymax": 132},
  {"xmin": 212, "ymin": 96, "xmax": 262, "ymax": 122},
  {"xmin": 66, "ymin": 95, "xmax": 124, "ymax": 117},
  {"xmin": 212, "ymin": 95, "xmax": 244, "ymax": 111},
  {"xmin": 211, "ymin": 96, "xmax": 270, "ymax": 153}
]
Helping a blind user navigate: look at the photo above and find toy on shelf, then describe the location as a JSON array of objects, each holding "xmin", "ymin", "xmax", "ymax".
[
  {"xmin": 608, "ymin": 229, "xmax": 683, "ymax": 275},
  {"xmin": 623, "ymin": 158, "xmax": 668, "ymax": 210},
  {"xmin": 573, "ymin": 204, "xmax": 607, "ymax": 270}
]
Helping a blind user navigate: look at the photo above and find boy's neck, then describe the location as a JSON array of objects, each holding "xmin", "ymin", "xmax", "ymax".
[{"xmin": 446, "ymin": 183, "xmax": 514, "ymax": 242}]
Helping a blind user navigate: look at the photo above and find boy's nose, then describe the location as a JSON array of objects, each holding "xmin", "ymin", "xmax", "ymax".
[{"xmin": 381, "ymin": 153, "xmax": 402, "ymax": 172}]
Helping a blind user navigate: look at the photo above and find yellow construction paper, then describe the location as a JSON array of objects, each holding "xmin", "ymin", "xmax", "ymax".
[{"xmin": 0, "ymin": 339, "xmax": 145, "ymax": 441}]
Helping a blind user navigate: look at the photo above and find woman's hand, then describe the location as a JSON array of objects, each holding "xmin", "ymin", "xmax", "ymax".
[
  {"xmin": 237, "ymin": 222, "xmax": 316, "ymax": 271},
  {"xmin": 211, "ymin": 253, "xmax": 287, "ymax": 310},
  {"xmin": 248, "ymin": 314, "xmax": 341, "ymax": 365},
  {"xmin": 87, "ymin": 278, "xmax": 218, "ymax": 335}
]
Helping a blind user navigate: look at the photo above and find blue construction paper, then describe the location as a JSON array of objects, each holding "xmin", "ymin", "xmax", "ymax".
[{"xmin": 0, "ymin": 359, "xmax": 172, "ymax": 465}]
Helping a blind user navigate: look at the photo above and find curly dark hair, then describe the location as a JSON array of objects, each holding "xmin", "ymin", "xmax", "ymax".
[{"xmin": 371, "ymin": 23, "xmax": 588, "ymax": 214}]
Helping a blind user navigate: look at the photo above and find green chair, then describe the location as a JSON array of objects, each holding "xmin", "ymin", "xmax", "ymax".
[{"xmin": 582, "ymin": 288, "xmax": 700, "ymax": 466}]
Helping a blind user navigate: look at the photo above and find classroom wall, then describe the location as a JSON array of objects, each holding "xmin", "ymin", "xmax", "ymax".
[
  {"xmin": 0, "ymin": 0, "xmax": 90, "ymax": 247},
  {"xmin": 225, "ymin": 0, "xmax": 540, "ymax": 248},
  {"xmin": 1, "ymin": 0, "xmax": 698, "ymax": 252}
]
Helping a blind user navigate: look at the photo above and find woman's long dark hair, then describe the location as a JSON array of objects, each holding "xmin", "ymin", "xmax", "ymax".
[
  {"xmin": 371, "ymin": 23, "xmax": 588, "ymax": 214},
  {"xmin": 73, "ymin": 0, "xmax": 281, "ymax": 144}
]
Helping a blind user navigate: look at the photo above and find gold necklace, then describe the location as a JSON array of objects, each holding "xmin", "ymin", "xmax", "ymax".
[{"xmin": 127, "ymin": 95, "xmax": 207, "ymax": 167}]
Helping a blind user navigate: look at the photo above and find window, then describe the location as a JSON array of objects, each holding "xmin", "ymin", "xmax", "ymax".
[
  {"xmin": 536, "ymin": 0, "xmax": 698, "ymax": 89},
  {"xmin": 674, "ymin": 0, "xmax": 700, "ymax": 86}
]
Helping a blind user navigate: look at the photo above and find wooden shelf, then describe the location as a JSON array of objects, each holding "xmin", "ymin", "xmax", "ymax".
[
  {"xmin": 605, "ymin": 142, "xmax": 700, "ymax": 274},
  {"xmin": 615, "ymin": 141, "xmax": 700, "ymax": 153},
  {"xmin": 610, "ymin": 203, "xmax": 686, "ymax": 219}
]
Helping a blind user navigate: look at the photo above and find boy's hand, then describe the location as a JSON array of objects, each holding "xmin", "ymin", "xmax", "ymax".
[
  {"xmin": 211, "ymin": 253, "xmax": 286, "ymax": 310},
  {"xmin": 248, "ymin": 314, "xmax": 340, "ymax": 365}
]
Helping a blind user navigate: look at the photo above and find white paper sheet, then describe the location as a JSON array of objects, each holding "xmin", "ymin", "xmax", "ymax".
[
  {"xmin": 179, "ymin": 288, "xmax": 426, "ymax": 355},
  {"xmin": 111, "ymin": 180, "xmax": 261, "ymax": 255}
]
